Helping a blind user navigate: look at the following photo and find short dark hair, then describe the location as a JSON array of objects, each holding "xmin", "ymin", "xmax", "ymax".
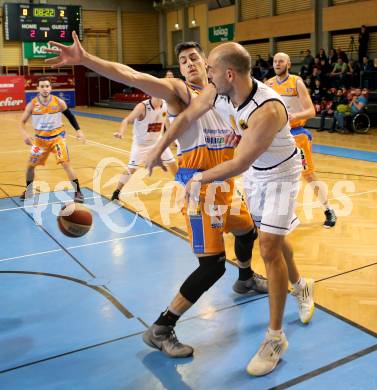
[
  {"xmin": 175, "ymin": 41, "xmax": 204, "ymax": 59},
  {"xmin": 38, "ymin": 77, "xmax": 51, "ymax": 86}
]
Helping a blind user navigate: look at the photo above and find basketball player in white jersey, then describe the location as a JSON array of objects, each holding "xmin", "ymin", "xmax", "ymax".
[
  {"xmin": 46, "ymin": 33, "xmax": 267, "ymax": 358},
  {"xmin": 266, "ymin": 53, "xmax": 336, "ymax": 228},
  {"xmin": 146, "ymin": 42, "xmax": 315, "ymax": 376},
  {"xmin": 111, "ymin": 96, "xmax": 177, "ymax": 201},
  {"xmin": 20, "ymin": 76, "xmax": 85, "ymax": 203}
]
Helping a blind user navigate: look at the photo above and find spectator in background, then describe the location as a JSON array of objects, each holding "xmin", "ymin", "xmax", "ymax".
[
  {"xmin": 328, "ymin": 48, "xmax": 338, "ymax": 67},
  {"xmin": 361, "ymin": 56, "xmax": 374, "ymax": 73},
  {"xmin": 304, "ymin": 76, "xmax": 313, "ymax": 94},
  {"xmin": 311, "ymin": 79, "xmax": 326, "ymax": 113},
  {"xmin": 347, "ymin": 59, "xmax": 360, "ymax": 87},
  {"xmin": 300, "ymin": 50, "xmax": 315, "ymax": 79},
  {"xmin": 358, "ymin": 25, "xmax": 369, "ymax": 64},
  {"xmin": 336, "ymin": 47, "xmax": 348, "ymax": 64},
  {"xmin": 319, "ymin": 88, "xmax": 348, "ymax": 132},
  {"xmin": 165, "ymin": 69, "xmax": 175, "ymax": 78},
  {"xmin": 330, "ymin": 58, "xmax": 348, "ymax": 87},
  {"xmin": 254, "ymin": 54, "xmax": 269, "ymax": 79},
  {"xmin": 316, "ymin": 48, "xmax": 328, "ymax": 64}
]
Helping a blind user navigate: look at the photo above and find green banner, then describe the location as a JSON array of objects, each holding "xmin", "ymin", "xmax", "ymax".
[
  {"xmin": 23, "ymin": 42, "xmax": 71, "ymax": 59},
  {"xmin": 208, "ymin": 24, "xmax": 234, "ymax": 43}
]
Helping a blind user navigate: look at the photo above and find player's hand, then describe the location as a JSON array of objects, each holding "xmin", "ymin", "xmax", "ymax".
[
  {"xmin": 113, "ymin": 131, "xmax": 123, "ymax": 139},
  {"xmin": 145, "ymin": 149, "xmax": 166, "ymax": 176},
  {"xmin": 288, "ymin": 113, "xmax": 295, "ymax": 122},
  {"xmin": 76, "ymin": 130, "xmax": 86, "ymax": 143},
  {"xmin": 23, "ymin": 135, "xmax": 33, "ymax": 146},
  {"xmin": 185, "ymin": 174, "xmax": 202, "ymax": 201},
  {"xmin": 224, "ymin": 131, "xmax": 241, "ymax": 147},
  {"xmin": 45, "ymin": 31, "xmax": 85, "ymax": 68}
]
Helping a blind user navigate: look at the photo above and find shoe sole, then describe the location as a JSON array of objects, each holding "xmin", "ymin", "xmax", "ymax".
[{"xmin": 246, "ymin": 340, "xmax": 289, "ymax": 376}]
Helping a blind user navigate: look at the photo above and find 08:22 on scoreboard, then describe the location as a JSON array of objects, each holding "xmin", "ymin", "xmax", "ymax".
[{"xmin": 3, "ymin": 3, "xmax": 82, "ymax": 42}]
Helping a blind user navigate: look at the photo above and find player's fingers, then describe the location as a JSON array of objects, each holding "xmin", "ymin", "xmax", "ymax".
[
  {"xmin": 45, "ymin": 57, "xmax": 61, "ymax": 64},
  {"xmin": 48, "ymin": 41, "xmax": 67, "ymax": 50},
  {"xmin": 72, "ymin": 31, "xmax": 79, "ymax": 43},
  {"xmin": 51, "ymin": 60, "xmax": 67, "ymax": 68}
]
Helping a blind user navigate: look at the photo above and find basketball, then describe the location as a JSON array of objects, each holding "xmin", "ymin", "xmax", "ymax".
[{"xmin": 57, "ymin": 203, "xmax": 93, "ymax": 237}]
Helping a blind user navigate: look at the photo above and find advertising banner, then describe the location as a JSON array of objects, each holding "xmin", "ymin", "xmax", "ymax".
[{"xmin": 0, "ymin": 76, "xmax": 26, "ymax": 111}]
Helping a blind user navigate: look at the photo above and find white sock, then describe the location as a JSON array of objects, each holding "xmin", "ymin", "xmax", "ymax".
[
  {"xmin": 292, "ymin": 277, "xmax": 306, "ymax": 291},
  {"xmin": 267, "ymin": 328, "xmax": 283, "ymax": 338}
]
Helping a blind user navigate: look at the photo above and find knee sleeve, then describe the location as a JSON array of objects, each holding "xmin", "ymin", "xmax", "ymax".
[
  {"xmin": 180, "ymin": 253, "xmax": 226, "ymax": 303},
  {"xmin": 234, "ymin": 227, "xmax": 258, "ymax": 263}
]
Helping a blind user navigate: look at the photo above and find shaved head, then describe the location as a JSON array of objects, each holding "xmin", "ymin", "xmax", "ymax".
[
  {"xmin": 273, "ymin": 52, "xmax": 291, "ymax": 77},
  {"xmin": 209, "ymin": 42, "xmax": 251, "ymax": 75}
]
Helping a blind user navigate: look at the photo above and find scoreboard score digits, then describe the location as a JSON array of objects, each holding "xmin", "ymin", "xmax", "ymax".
[{"xmin": 3, "ymin": 3, "xmax": 82, "ymax": 42}]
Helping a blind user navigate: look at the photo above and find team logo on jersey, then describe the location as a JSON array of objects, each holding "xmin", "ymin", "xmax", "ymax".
[
  {"xmin": 239, "ymin": 119, "xmax": 248, "ymax": 130},
  {"xmin": 210, "ymin": 206, "xmax": 224, "ymax": 228},
  {"xmin": 31, "ymin": 146, "xmax": 44, "ymax": 156},
  {"xmin": 56, "ymin": 144, "xmax": 63, "ymax": 159},
  {"xmin": 162, "ymin": 112, "xmax": 167, "ymax": 118},
  {"xmin": 51, "ymin": 106, "xmax": 58, "ymax": 111},
  {"xmin": 34, "ymin": 104, "xmax": 41, "ymax": 113}
]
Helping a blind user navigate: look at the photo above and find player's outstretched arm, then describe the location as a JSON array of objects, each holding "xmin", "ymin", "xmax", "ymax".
[
  {"xmin": 192, "ymin": 101, "xmax": 287, "ymax": 185},
  {"xmin": 114, "ymin": 103, "xmax": 145, "ymax": 139},
  {"xmin": 145, "ymin": 84, "xmax": 216, "ymax": 175},
  {"xmin": 58, "ymin": 98, "xmax": 85, "ymax": 142},
  {"xmin": 45, "ymin": 31, "xmax": 178, "ymax": 102}
]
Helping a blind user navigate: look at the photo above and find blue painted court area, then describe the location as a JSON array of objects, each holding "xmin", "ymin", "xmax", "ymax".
[
  {"xmin": 73, "ymin": 110, "xmax": 377, "ymax": 163},
  {"xmin": 0, "ymin": 188, "xmax": 375, "ymax": 389}
]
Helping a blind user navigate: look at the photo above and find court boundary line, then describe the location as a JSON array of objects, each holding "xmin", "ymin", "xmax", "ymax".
[
  {"xmin": 0, "ymin": 230, "xmax": 164, "ymax": 263},
  {"xmin": 0, "ymin": 270, "xmax": 133, "ymax": 319},
  {"xmin": 269, "ymin": 344, "xmax": 377, "ymax": 390}
]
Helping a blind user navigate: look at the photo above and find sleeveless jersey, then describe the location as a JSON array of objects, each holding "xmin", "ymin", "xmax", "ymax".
[
  {"xmin": 31, "ymin": 95, "xmax": 63, "ymax": 138},
  {"xmin": 214, "ymin": 79, "xmax": 296, "ymax": 169},
  {"xmin": 266, "ymin": 74, "xmax": 306, "ymax": 128},
  {"xmin": 133, "ymin": 99, "xmax": 167, "ymax": 145},
  {"xmin": 177, "ymin": 83, "xmax": 234, "ymax": 171}
]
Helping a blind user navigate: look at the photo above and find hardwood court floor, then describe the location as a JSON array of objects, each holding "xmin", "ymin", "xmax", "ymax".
[{"xmin": 1, "ymin": 107, "xmax": 376, "ymax": 334}]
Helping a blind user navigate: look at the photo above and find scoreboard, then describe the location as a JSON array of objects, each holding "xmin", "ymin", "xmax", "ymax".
[{"xmin": 3, "ymin": 3, "xmax": 82, "ymax": 42}]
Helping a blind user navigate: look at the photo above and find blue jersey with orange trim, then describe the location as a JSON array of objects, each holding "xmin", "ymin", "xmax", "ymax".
[
  {"xmin": 31, "ymin": 95, "xmax": 64, "ymax": 138},
  {"xmin": 266, "ymin": 74, "xmax": 306, "ymax": 128}
]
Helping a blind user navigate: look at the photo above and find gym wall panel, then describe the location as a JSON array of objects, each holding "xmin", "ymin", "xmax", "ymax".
[
  {"xmin": 236, "ymin": 10, "xmax": 314, "ymax": 41},
  {"xmin": 167, "ymin": 9, "xmax": 184, "ymax": 66},
  {"xmin": 82, "ymin": 10, "xmax": 117, "ymax": 62},
  {"xmin": 332, "ymin": 0, "xmax": 361, "ymax": 4},
  {"xmin": 276, "ymin": 37, "xmax": 311, "ymax": 58},
  {"xmin": 276, "ymin": 0, "xmax": 311, "ymax": 15},
  {"xmin": 0, "ymin": 8, "xmax": 22, "ymax": 67},
  {"xmin": 240, "ymin": 0, "xmax": 270, "ymax": 22},
  {"xmin": 243, "ymin": 41, "xmax": 270, "ymax": 62},
  {"xmin": 208, "ymin": 5, "xmax": 235, "ymax": 26},
  {"xmin": 188, "ymin": 3, "xmax": 208, "ymax": 55},
  {"xmin": 323, "ymin": 0, "xmax": 377, "ymax": 32},
  {"xmin": 122, "ymin": 12, "xmax": 160, "ymax": 64},
  {"xmin": 332, "ymin": 31, "xmax": 377, "ymax": 55}
]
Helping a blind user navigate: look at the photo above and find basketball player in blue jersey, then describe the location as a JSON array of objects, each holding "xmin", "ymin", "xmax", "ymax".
[
  {"xmin": 20, "ymin": 77, "xmax": 85, "ymax": 203},
  {"xmin": 46, "ymin": 33, "xmax": 267, "ymax": 358},
  {"xmin": 147, "ymin": 42, "xmax": 315, "ymax": 376}
]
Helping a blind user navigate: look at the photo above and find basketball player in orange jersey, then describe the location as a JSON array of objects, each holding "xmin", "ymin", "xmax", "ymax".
[
  {"xmin": 46, "ymin": 33, "xmax": 267, "ymax": 358},
  {"xmin": 111, "ymin": 96, "xmax": 177, "ymax": 201},
  {"xmin": 146, "ymin": 42, "xmax": 315, "ymax": 376},
  {"xmin": 266, "ymin": 53, "xmax": 337, "ymax": 228},
  {"xmin": 20, "ymin": 77, "xmax": 85, "ymax": 203}
]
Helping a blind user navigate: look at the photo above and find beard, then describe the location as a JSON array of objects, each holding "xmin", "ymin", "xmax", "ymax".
[{"xmin": 275, "ymin": 65, "xmax": 288, "ymax": 77}]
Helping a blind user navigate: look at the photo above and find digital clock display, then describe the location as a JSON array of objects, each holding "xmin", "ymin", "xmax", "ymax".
[
  {"xmin": 32, "ymin": 8, "xmax": 56, "ymax": 18},
  {"xmin": 3, "ymin": 3, "xmax": 82, "ymax": 42}
]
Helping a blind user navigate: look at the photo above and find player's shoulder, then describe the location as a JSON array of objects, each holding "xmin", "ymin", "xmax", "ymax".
[{"xmin": 265, "ymin": 76, "xmax": 276, "ymax": 87}]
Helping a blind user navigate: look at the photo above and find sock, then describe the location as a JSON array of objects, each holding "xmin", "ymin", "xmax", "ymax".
[
  {"xmin": 238, "ymin": 263, "xmax": 253, "ymax": 281},
  {"xmin": 155, "ymin": 308, "xmax": 180, "ymax": 327},
  {"xmin": 26, "ymin": 180, "xmax": 33, "ymax": 188},
  {"xmin": 113, "ymin": 189, "xmax": 120, "ymax": 196},
  {"xmin": 292, "ymin": 277, "xmax": 305, "ymax": 291},
  {"xmin": 268, "ymin": 328, "xmax": 283, "ymax": 338},
  {"xmin": 72, "ymin": 179, "xmax": 81, "ymax": 193}
]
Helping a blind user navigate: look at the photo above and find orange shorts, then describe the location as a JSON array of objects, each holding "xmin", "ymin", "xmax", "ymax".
[
  {"xmin": 29, "ymin": 133, "xmax": 70, "ymax": 167},
  {"xmin": 292, "ymin": 128, "xmax": 315, "ymax": 177},
  {"xmin": 182, "ymin": 180, "xmax": 253, "ymax": 254}
]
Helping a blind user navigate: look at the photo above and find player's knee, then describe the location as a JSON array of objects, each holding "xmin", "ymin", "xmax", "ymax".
[
  {"xmin": 234, "ymin": 227, "xmax": 258, "ymax": 263},
  {"xmin": 259, "ymin": 236, "xmax": 281, "ymax": 263},
  {"xmin": 179, "ymin": 253, "xmax": 226, "ymax": 303}
]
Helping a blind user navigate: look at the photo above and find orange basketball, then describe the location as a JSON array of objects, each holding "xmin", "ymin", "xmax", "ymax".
[{"xmin": 58, "ymin": 203, "xmax": 93, "ymax": 237}]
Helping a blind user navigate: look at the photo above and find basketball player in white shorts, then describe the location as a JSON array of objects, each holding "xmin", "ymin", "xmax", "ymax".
[
  {"xmin": 111, "ymin": 96, "xmax": 177, "ymax": 201},
  {"xmin": 147, "ymin": 43, "xmax": 315, "ymax": 377}
]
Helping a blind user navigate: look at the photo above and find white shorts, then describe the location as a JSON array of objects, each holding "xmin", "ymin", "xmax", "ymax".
[
  {"xmin": 243, "ymin": 152, "xmax": 302, "ymax": 236},
  {"xmin": 128, "ymin": 142, "xmax": 175, "ymax": 169}
]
